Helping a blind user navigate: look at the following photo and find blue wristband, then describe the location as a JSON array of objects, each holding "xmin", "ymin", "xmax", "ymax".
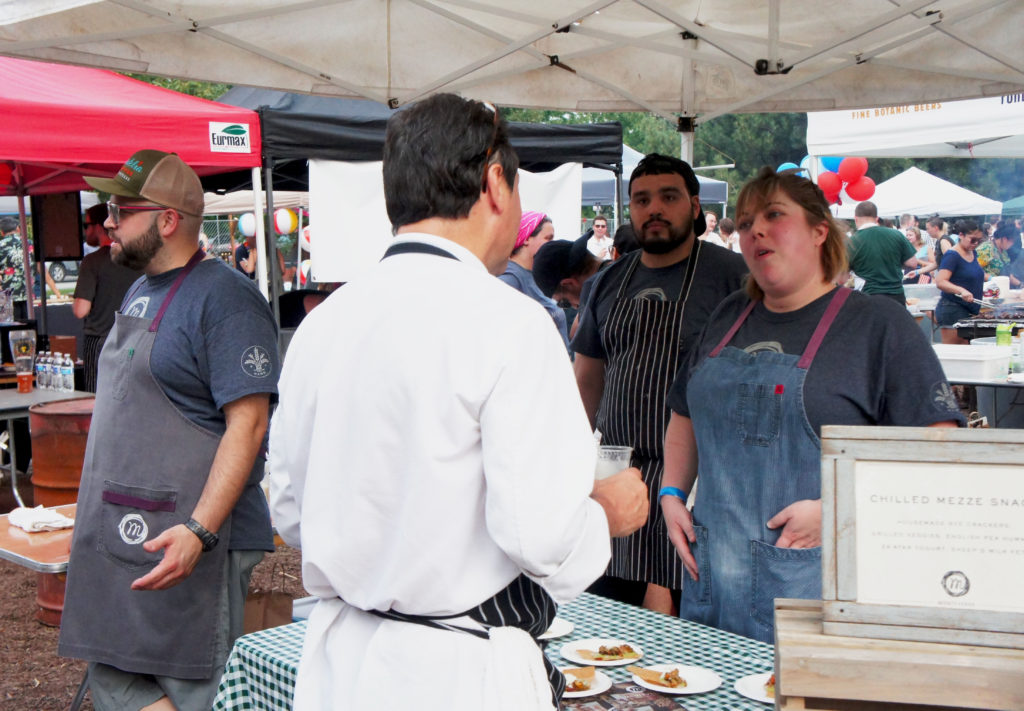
[{"xmin": 659, "ymin": 486, "xmax": 687, "ymax": 503}]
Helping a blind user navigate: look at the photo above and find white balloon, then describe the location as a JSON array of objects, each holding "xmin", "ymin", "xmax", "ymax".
[
  {"xmin": 238, "ymin": 212, "xmax": 257, "ymax": 238},
  {"xmin": 300, "ymin": 225, "xmax": 312, "ymax": 252}
]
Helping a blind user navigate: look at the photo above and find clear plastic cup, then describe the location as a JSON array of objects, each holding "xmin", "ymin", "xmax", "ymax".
[{"xmin": 595, "ymin": 445, "xmax": 633, "ymax": 480}]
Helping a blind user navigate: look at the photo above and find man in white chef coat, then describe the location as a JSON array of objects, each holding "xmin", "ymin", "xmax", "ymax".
[{"xmin": 269, "ymin": 93, "xmax": 648, "ymax": 711}]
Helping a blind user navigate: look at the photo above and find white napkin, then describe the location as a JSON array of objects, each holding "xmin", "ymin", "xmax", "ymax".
[
  {"xmin": 8, "ymin": 505, "xmax": 75, "ymax": 532},
  {"xmin": 482, "ymin": 626, "xmax": 556, "ymax": 711}
]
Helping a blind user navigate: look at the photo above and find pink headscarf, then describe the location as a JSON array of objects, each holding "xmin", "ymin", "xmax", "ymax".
[{"xmin": 516, "ymin": 211, "xmax": 547, "ymax": 250}]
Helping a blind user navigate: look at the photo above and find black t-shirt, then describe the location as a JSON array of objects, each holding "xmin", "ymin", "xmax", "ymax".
[
  {"xmin": 572, "ymin": 242, "xmax": 748, "ymax": 359},
  {"xmin": 668, "ymin": 288, "xmax": 964, "ymax": 435},
  {"xmin": 72, "ymin": 246, "xmax": 143, "ymax": 337},
  {"xmin": 235, "ymin": 243, "xmax": 255, "ymax": 279}
]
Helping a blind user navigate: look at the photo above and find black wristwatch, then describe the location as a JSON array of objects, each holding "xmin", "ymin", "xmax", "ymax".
[{"xmin": 185, "ymin": 517, "xmax": 219, "ymax": 552}]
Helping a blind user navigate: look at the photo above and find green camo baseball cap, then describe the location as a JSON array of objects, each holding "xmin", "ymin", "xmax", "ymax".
[{"xmin": 86, "ymin": 149, "xmax": 204, "ymax": 217}]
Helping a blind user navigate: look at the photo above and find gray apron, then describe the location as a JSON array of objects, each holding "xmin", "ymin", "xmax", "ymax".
[
  {"xmin": 59, "ymin": 250, "xmax": 230, "ymax": 679},
  {"xmin": 597, "ymin": 243, "xmax": 701, "ymax": 589},
  {"xmin": 680, "ymin": 287, "xmax": 850, "ymax": 642}
]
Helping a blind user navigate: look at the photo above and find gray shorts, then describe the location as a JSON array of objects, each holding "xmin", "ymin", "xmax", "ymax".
[{"xmin": 88, "ymin": 549, "xmax": 263, "ymax": 711}]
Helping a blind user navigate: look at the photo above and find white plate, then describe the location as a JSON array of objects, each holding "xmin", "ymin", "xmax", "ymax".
[
  {"xmin": 538, "ymin": 616, "xmax": 574, "ymax": 640},
  {"xmin": 561, "ymin": 668, "xmax": 613, "ymax": 699},
  {"xmin": 734, "ymin": 671, "xmax": 774, "ymax": 704},
  {"xmin": 560, "ymin": 637, "xmax": 644, "ymax": 667},
  {"xmin": 629, "ymin": 663, "xmax": 723, "ymax": 695}
]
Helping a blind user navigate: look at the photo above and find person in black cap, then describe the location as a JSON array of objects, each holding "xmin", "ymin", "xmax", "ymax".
[
  {"xmin": 572, "ymin": 153, "xmax": 748, "ymax": 615},
  {"xmin": 533, "ymin": 233, "xmax": 605, "ymax": 308}
]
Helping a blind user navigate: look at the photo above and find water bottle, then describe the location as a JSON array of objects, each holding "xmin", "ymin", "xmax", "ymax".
[
  {"xmin": 50, "ymin": 352, "xmax": 63, "ymax": 391},
  {"xmin": 61, "ymin": 354, "xmax": 74, "ymax": 392},
  {"xmin": 38, "ymin": 352, "xmax": 51, "ymax": 390}
]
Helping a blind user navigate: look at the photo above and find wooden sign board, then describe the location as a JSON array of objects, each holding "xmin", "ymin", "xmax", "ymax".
[{"xmin": 821, "ymin": 425, "xmax": 1024, "ymax": 648}]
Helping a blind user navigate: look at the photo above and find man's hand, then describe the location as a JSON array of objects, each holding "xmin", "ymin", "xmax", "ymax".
[
  {"xmin": 766, "ymin": 499, "xmax": 822, "ymax": 549},
  {"xmin": 130, "ymin": 524, "xmax": 204, "ymax": 590},
  {"xmin": 661, "ymin": 495, "xmax": 698, "ymax": 581},
  {"xmin": 591, "ymin": 467, "xmax": 648, "ymax": 538}
]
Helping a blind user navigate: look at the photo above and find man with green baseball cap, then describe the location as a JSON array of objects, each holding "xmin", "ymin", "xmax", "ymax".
[{"xmin": 60, "ymin": 149, "xmax": 279, "ymax": 711}]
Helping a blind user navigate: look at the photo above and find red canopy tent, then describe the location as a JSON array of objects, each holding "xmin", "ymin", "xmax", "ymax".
[
  {"xmin": 0, "ymin": 55, "xmax": 261, "ymax": 196},
  {"xmin": 0, "ymin": 56, "xmax": 262, "ymax": 320}
]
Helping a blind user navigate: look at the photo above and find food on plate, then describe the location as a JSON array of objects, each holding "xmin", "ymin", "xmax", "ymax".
[
  {"xmin": 562, "ymin": 666, "xmax": 595, "ymax": 692},
  {"xmin": 765, "ymin": 673, "xmax": 776, "ymax": 698},
  {"xmin": 627, "ymin": 665, "xmax": 686, "ymax": 688},
  {"xmin": 577, "ymin": 643, "xmax": 640, "ymax": 661}
]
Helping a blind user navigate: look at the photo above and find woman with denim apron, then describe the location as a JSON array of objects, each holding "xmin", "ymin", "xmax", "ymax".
[{"xmin": 660, "ymin": 168, "xmax": 962, "ymax": 643}]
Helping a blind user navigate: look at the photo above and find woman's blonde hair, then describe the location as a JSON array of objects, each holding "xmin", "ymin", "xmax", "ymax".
[{"xmin": 735, "ymin": 166, "xmax": 848, "ymax": 300}]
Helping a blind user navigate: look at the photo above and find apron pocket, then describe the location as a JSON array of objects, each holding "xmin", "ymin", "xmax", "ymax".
[
  {"xmin": 98, "ymin": 480, "xmax": 179, "ymax": 569},
  {"xmin": 680, "ymin": 525, "xmax": 712, "ymax": 605},
  {"xmin": 749, "ymin": 539, "xmax": 821, "ymax": 628},
  {"xmin": 111, "ymin": 347, "xmax": 136, "ymax": 401},
  {"xmin": 733, "ymin": 382, "xmax": 782, "ymax": 447}
]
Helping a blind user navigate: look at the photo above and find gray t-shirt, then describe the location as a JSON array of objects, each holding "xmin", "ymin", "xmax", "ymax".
[
  {"xmin": 121, "ymin": 257, "xmax": 279, "ymax": 550},
  {"xmin": 572, "ymin": 242, "xmax": 748, "ymax": 359},
  {"xmin": 668, "ymin": 288, "xmax": 964, "ymax": 434},
  {"xmin": 73, "ymin": 246, "xmax": 142, "ymax": 337}
]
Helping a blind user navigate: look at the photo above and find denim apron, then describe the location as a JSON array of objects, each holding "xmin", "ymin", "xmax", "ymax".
[
  {"xmin": 598, "ymin": 243, "xmax": 700, "ymax": 589},
  {"xmin": 679, "ymin": 287, "xmax": 850, "ymax": 643},
  {"xmin": 59, "ymin": 249, "xmax": 231, "ymax": 679}
]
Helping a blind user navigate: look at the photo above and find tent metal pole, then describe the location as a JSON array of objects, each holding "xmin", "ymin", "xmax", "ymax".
[
  {"xmin": 262, "ymin": 165, "xmax": 282, "ymax": 329},
  {"xmin": 614, "ymin": 164, "xmax": 623, "ymax": 231},
  {"xmin": 13, "ymin": 175, "xmax": 36, "ymax": 323}
]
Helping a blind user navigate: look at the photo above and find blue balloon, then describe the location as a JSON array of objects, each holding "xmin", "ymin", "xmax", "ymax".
[
  {"xmin": 778, "ymin": 162, "xmax": 799, "ymax": 172},
  {"xmin": 798, "ymin": 155, "xmax": 811, "ymax": 178},
  {"xmin": 821, "ymin": 156, "xmax": 842, "ymax": 172}
]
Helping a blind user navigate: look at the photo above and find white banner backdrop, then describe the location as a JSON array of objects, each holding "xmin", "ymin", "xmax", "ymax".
[{"xmin": 308, "ymin": 160, "xmax": 582, "ymax": 283}]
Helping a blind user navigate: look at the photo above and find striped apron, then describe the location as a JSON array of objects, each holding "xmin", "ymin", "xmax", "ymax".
[{"xmin": 597, "ymin": 243, "xmax": 701, "ymax": 590}]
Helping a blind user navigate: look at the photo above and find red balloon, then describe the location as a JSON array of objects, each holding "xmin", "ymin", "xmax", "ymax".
[
  {"xmin": 823, "ymin": 190, "xmax": 841, "ymax": 204},
  {"xmin": 838, "ymin": 157, "xmax": 869, "ymax": 184},
  {"xmin": 817, "ymin": 171, "xmax": 842, "ymax": 195},
  {"xmin": 846, "ymin": 176, "xmax": 876, "ymax": 201}
]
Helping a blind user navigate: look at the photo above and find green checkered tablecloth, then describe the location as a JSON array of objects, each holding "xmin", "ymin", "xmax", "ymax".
[{"xmin": 213, "ymin": 592, "xmax": 774, "ymax": 710}]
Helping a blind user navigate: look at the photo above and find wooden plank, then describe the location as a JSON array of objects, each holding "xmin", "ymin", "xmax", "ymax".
[
  {"xmin": 776, "ymin": 601, "xmax": 1024, "ymax": 711},
  {"xmin": 833, "ymin": 459, "xmax": 857, "ymax": 602},
  {"xmin": 822, "ymin": 601, "xmax": 1024, "ymax": 637},
  {"xmin": 821, "ymin": 455, "xmax": 837, "ymax": 601},
  {"xmin": 823, "ymin": 619, "xmax": 1024, "ymax": 650},
  {"xmin": 822, "ymin": 425, "xmax": 1024, "ymax": 446}
]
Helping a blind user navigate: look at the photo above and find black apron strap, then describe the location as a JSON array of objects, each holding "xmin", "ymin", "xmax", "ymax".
[
  {"xmin": 382, "ymin": 242, "xmax": 459, "ymax": 260},
  {"xmin": 362, "ymin": 574, "xmax": 564, "ymax": 704}
]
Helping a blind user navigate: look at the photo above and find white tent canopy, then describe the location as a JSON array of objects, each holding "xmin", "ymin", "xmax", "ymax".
[
  {"xmin": 834, "ymin": 167, "xmax": 1002, "ymax": 219},
  {"xmin": 807, "ymin": 94, "xmax": 1024, "ymax": 158},
  {"xmin": 2, "ymin": 1, "xmax": 1022, "ymax": 131},
  {"xmin": 203, "ymin": 191, "xmax": 308, "ymax": 216}
]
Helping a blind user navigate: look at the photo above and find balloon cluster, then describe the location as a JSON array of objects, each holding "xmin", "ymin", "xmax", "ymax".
[
  {"xmin": 776, "ymin": 156, "xmax": 876, "ymax": 205},
  {"xmin": 237, "ymin": 209, "xmax": 300, "ymax": 238},
  {"xmin": 816, "ymin": 157, "xmax": 875, "ymax": 204}
]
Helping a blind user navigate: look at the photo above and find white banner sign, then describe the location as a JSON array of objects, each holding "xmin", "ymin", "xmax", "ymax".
[{"xmin": 854, "ymin": 461, "xmax": 1024, "ymax": 613}]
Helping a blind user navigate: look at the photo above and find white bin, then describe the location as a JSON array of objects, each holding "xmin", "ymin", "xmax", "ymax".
[{"xmin": 933, "ymin": 344, "xmax": 1010, "ymax": 381}]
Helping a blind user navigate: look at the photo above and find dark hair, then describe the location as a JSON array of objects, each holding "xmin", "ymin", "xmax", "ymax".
[
  {"xmin": 592, "ymin": 216, "xmax": 607, "ymax": 226},
  {"xmin": 0, "ymin": 216, "xmax": 19, "ymax": 234},
  {"xmin": 628, "ymin": 153, "xmax": 700, "ymax": 198},
  {"xmin": 736, "ymin": 166, "xmax": 847, "ymax": 300},
  {"xmin": 926, "ymin": 216, "xmax": 944, "ymax": 230},
  {"xmin": 613, "ymin": 222, "xmax": 640, "ymax": 256},
  {"xmin": 719, "ymin": 217, "xmax": 735, "ymax": 234},
  {"xmin": 854, "ymin": 201, "xmax": 878, "ymax": 218},
  {"xmin": 959, "ymin": 219, "xmax": 980, "ymax": 235},
  {"xmin": 85, "ymin": 202, "xmax": 108, "ymax": 226},
  {"xmin": 994, "ymin": 221, "xmax": 1017, "ymax": 241},
  {"xmin": 383, "ymin": 94, "xmax": 518, "ymax": 229}
]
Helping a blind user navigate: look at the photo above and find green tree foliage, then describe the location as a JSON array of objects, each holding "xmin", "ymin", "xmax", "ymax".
[
  {"xmin": 503, "ymin": 107, "xmax": 1024, "ymax": 211},
  {"xmin": 125, "ymin": 73, "xmax": 231, "ymax": 102}
]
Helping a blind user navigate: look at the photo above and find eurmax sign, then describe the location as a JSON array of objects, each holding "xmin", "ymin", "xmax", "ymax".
[{"xmin": 209, "ymin": 122, "xmax": 252, "ymax": 153}]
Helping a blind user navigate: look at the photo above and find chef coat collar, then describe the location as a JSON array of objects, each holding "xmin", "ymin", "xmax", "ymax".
[{"xmin": 390, "ymin": 233, "xmax": 487, "ymax": 273}]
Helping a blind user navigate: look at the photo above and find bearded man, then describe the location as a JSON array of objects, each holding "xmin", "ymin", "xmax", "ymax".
[{"xmin": 572, "ymin": 153, "xmax": 747, "ymax": 615}]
